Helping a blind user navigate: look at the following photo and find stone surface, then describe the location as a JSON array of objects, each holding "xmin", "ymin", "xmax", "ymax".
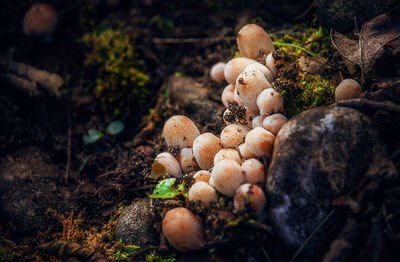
[
  {"xmin": 0, "ymin": 146, "xmax": 74, "ymax": 234},
  {"xmin": 315, "ymin": 0, "xmax": 398, "ymax": 32},
  {"xmin": 266, "ymin": 106, "xmax": 385, "ymax": 253},
  {"xmin": 169, "ymin": 76, "xmax": 225, "ymax": 133},
  {"xmin": 115, "ymin": 198, "xmax": 157, "ymax": 246}
]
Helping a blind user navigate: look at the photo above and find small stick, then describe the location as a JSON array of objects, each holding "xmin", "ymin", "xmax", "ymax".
[
  {"xmin": 150, "ymin": 36, "xmax": 235, "ymax": 44},
  {"xmin": 3, "ymin": 72, "xmax": 39, "ymax": 95}
]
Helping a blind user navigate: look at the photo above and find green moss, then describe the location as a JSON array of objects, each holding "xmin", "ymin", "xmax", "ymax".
[
  {"xmin": 80, "ymin": 19, "xmax": 150, "ymax": 118},
  {"xmin": 0, "ymin": 245, "xmax": 15, "ymax": 262}
]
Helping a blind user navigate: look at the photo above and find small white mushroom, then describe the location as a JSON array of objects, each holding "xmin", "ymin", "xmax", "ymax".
[
  {"xmin": 210, "ymin": 62, "xmax": 226, "ymax": 82},
  {"xmin": 245, "ymin": 127, "xmax": 275, "ymax": 157},
  {"xmin": 245, "ymin": 63, "xmax": 274, "ymax": 83},
  {"xmin": 252, "ymin": 115, "xmax": 266, "ymax": 129},
  {"xmin": 162, "ymin": 115, "xmax": 200, "ymax": 148},
  {"xmin": 238, "ymin": 143, "xmax": 258, "ymax": 159},
  {"xmin": 155, "ymin": 152, "xmax": 182, "ymax": 178},
  {"xmin": 214, "ymin": 148, "xmax": 241, "ymax": 165},
  {"xmin": 262, "ymin": 113, "xmax": 287, "ymax": 135},
  {"xmin": 256, "ymin": 88, "xmax": 283, "ymax": 116},
  {"xmin": 266, "ymin": 53, "xmax": 278, "ymax": 77},
  {"xmin": 233, "ymin": 88, "xmax": 244, "ymax": 106},
  {"xmin": 224, "ymin": 57, "xmax": 257, "ymax": 84},
  {"xmin": 236, "ymin": 69, "xmax": 272, "ymax": 114},
  {"xmin": 179, "ymin": 148, "xmax": 198, "ymax": 173},
  {"xmin": 237, "ymin": 24, "xmax": 275, "ymax": 60},
  {"xmin": 210, "ymin": 159, "xmax": 245, "ymax": 197},
  {"xmin": 233, "ymin": 183, "xmax": 266, "ymax": 215},
  {"xmin": 335, "ymin": 78, "xmax": 362, "ymax": 102},
  {"xmin": 162, "ymin": 207, "xmax": 205, "ymax": 252},
  {"xmin": 220, "ymin": 124, "xmax": 250, "ymax": 148},
  {"xmin": 193, "ymin": 133, "xmax": 222, "ymax": 170},
  {"xmin": 189, "ymin": 181, "xmax": 218, "ymax": 205},
  {"xmin": 193, "ymin": 170, "xmax": 211, "ymax": 183},
  {"xmin": 222, "ymin": 84, "xmax": 235, "ymax": 108},
  {"xmin": 242, "ymin": 158, "xmax": 265, "ymax": 185}
]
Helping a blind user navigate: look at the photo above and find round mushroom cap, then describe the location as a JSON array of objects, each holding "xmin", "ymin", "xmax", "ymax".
[
  {"xmin": 262, "ymin": 113, "xmax": 287, "ymax": 135},
  {"xmin": 244, "ymin": 63, "xmax": 274, "ymax": 84},
  {"xmin": 179, "ymin": 148, "xmax": 198, "ymax": 173},
  {"xmin": 162, "ymin": 207, "xmax": 205, "ymax": 252},
  {"xmin": 233, "ymin": 183, "xmax": 266, "ymax": 214},
  {"xmin": 210, "ymin": 62, "xmax": 226, "ymax": 82},
  {"xmin": 189, "ymin": 181, "xmax": 218, "ymax": 205},
  {"xmin": 224, "ymin": 57, "xmax": 257, "ymax": 84},
  {"xmin": 193, "ymin": 133, "xmax": 222, "ymax": 170},
  {"xmin": 245, "ymin": 127, "xmax": 275, "ymax": 157},
  {"xmin": 236, "ymin": 69, "xmax": 272, "ymax": 114},
  {"xmin": 256, "ymin": 88, "xmax": 283, "ymax": 116},
  {"xmin": 252, "ymin": 115, "xmax": 266, "ymax": 129},
  {"xmin": 335, "ymin": 79, "xmax": 362, "ymax": 102},
  {"xmin": 242, "ymin": 158, "xmax": 265, "ymax": 185},
  {"xmin": 23, "ymin": 4, "xmax": 58, "ymax": 36},
  {"xmin": 222, "ymin": 84, "xmax": 235, "ymax": 108},
  {"xmin": 237, "ymin": 24, "xmax": 275, "ymax": 60},
  {"xmin": 266, "ymin": 53, "xmax": 278, "ymax": 77},
  {"xmin": 162, "ymin": 115, "xmax": 200, "ymax": 148},
  {"xmin": 214, "ymin": 148, "xmax": 241, "ymax": 165},
  {"xmin": 155, "ymin": 152, "xmax": 182, "ymax": 178},
  {"xmin": 210, "ymin": 159, "xmax": 245, "ymax": 197},
  {"xmin": 220, "ymin": 124, "xmax": 250, "ymax": 148},
  {"xmin": 193, "ymin": 170, "xmax": 211, "ymax": 183},
  {"xmin": 238, "ymin": 143, "xmax": 258, "ymax": 159}
]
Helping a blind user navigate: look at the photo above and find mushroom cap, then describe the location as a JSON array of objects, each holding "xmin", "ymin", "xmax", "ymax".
[
  {"xmin": 233, "ymin": 183, "xmax": 266, "ymax": 214},
  {"xmin": 210, "ymin": 159, "xmax": 245, "ymax": 197},
  {"xmin": 189, "ymin": 181, "xmax": 218, "ymax": 205},
  {"xmin": 179, "ymin": 148, "xmax": 198, "ymax": 173},
  {"xmin": 238, "ymin": 143, "xmax": 258, "ymax": 159},
  {"xmin": 233, "ymin": 88, "xmax": 245, "ymax": 106},
  {"xmin": 256, "ymin": 88, "xmax": 283, "ymax": 116},
  {"xmin": 242, "ymin": 158, "xmax": 265, "ymax": 185},
  {"xmin": 262, "ymin": 113, "xmax": 287, "ymax": 135},
  {"xmin": 210, "ymin": 62, "xmax": 226, "ymax": 82},
  {"xmin": 221, "ymin": 84, "xmax": 235, "ymax": 108},
  {"xmin": 266, "ymin": 53, "xmax": 278, "ymax": 77},
  {"xmin": 245, "ymin": 62, "xmax": 274, "ymax": 84},
  {"xmin": 220, "ymin": 124, "xmax": 251, "ymax": 148},
  {"xmin": 162, "ymin": 115, "xmax": 200, "ymax": 148},
  {"xmin": 236, "ymin": 69, "xmax": 272, "ymax": 114},
  {"xmin": 214, "ymin": 148, "xmax": 241, "ymax": 165},
  {"xmin": 193, "ymin": 170, "xmax": 211, "ymax": 183},
  {"xmin": 252, "ymin": 115, "xmax": 266, "ymax": 129},
  {"xmin": 224, "ymin": 57, "xmax": 257, "ymax": 84},
  {"xmin": 155, "ymin": 152, "xmax": 182, "ymax": 178},
  {"xmin": 335, "ymin": 78, "xmax": 362, "ymax": 102},
  {"xmin": 245, "ymin": 127, "xmax": 275, "ymax": 157},
  {"xmin": 193, "ymin": 133, "xmax": 222, "ymax": 170},
  {"xmin": 23, "ymin": 4, "xmax": 58, "ymax": 36},
  {"xmin": 162, "ymin": 207, "xmax": 205, "ymax": 252},
  {"xmin": 237, "ymin": 24, "xmax": 275, "ymax": 60}
]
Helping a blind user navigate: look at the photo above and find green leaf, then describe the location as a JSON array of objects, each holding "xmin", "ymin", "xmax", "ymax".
[
  {"xmin": 107, "ymin": 120, "xmax": 125, "ymax": 135},
  {"xmin": 83, "ymin": 129, "xmax": 104, "ymax": 144},
  {"xmin": 150, "ymin": 178, "xmax": 187, "ymax": 199}
]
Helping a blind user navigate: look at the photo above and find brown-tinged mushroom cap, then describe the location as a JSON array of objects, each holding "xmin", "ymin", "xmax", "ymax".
[
  {"xmin": 224, "ymin": 57, "xmax": 257, "ymax": 84},
  {"xmin": 162, "ymin": 115, "xmax": 200, "ymax": 148},
  {"xmin": 23, "ymin": 4, "xmax": 58, "ymax": 36},
  {"xmin": 193, "ymin": 133, "xmax": 222, "ymax": 170},
  {"xmin": 210, "ymin": 62, "xmax": 226, "ymax": 82},
  {"xmin": 335, "ymin": 79, "xmax": 362, "ymax": 102},
  {"xmin": 237, "ymin": 24, "xmax": 275, "ymax": 60}
]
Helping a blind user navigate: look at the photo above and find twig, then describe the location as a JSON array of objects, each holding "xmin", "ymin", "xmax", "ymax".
[
  {"xmin": 334, "ymin": 99, "xmax": 400, "ymax": 113},
  {"xmin": 3, "ymin": 72, "xmax": 39, "ymax": 95},
  {"xmin": 272, "ymin": 41, "xmax": 319, "ymax": 57},
  {"xmin": 96, "ymin": 170, "xmax": 118, "ymax": 181},
  {"xmin": 149, "ymin": 36, "xmax": 235, "ymax": 44}
]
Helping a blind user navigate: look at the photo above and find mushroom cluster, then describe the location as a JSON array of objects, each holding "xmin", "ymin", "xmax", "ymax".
[{"xmin": 156, "ymin": 23, "xmax": 290, "ymax": 252}]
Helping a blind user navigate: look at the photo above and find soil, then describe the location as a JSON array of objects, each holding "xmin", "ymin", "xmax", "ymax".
[{"xmin": 0, "ymin": 0, "xmax": 399, "ymax": 261}]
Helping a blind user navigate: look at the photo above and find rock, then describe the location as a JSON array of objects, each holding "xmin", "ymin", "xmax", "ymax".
[
  {"xmin": 169, "ymin": 76, "xmax": 225, "ymax": 133},
  {"xmin": 0, "ymin": 146, "xmax": 74, "ymax": 234},
  {"xmin": 315, "ymin": 0, "xmax": 398, "ymax": 32},
  {"xmin": 266, "ymin": 106, "xmax": 386, "ymax": 254},
  {"xmin": 115, "ymin": 198, "xmax": 157, "ymax": 246}
]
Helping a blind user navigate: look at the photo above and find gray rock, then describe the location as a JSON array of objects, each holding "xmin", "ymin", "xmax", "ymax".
[
  {"xmin": 315, "ymin": 0, "xmax": 398, "ymax": 32},
  {"xmin": 115, "ymin": 198, "xmax": 157, "ymax": 246},
  {"xmin": 266, "ymin": 106, "xmax": 385, "ymax": 254}
]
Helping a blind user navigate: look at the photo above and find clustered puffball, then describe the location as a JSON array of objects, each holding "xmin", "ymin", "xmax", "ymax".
[
  {"xmin": 234, "ymin": 184, "xmax": 266, "ymax": 215},
  {"xmin": 263, "ymin": 113, "xmax": 287, "ymax": 135},
  {"xmin": 193, "ymin": 170, "xmax": 211, "ymax": 183},
  {"xmin": 210, "ymin": 159, "xmax": 245, "ymax": 197},
  {"xmin": 242, "ymin": 158, "xmax": 265, "ymax": 185},
  {"xmin": 221, "ymin": 84, "xmax": 235, "ymax": 107},
  {"xmin": 335, "ymin": 78, "xmax": 362, "ymax": 102},
  {"xmin": 220, "ymin": 124, "xmax": 250, "ymax": 148},
  {"xmin": 189, "ymin": 181, "xmax": 218, "ymax": 205},
  {"xmin": 210, "ymin": 62, "xmax": 226, "ymax": 82},
  {"xmin": 224, "ymin": 57, "xmax": 256, "ymax": 84},
  {"xmin": 155, "ymin": 152, "xmax": 182, "ymax": 178},
  {"xmin": 23, "ymin": 4, "xmax": 58, "ymax": 36},
  {"xmin": 179, "ymin": 148, "xmax": 198, "ymax": 173},
  {"xmin": 245, "ymin": 127, "xmax": 275, "ymax": 157},
  {"xmin": 162, "ymin": 115, "xmax": 200, "ymax": 148},
  {"xmin": 162, "ymin": 207, "xmax": 205, "ymax": 252},
  {"xmin": 213, "ymin": 148, "xmax": 241, "ymax": 165},
  {"xmin": 256, "ymin": 88, "xmax": 283, "ymax": 116},
  {"xmin": 193, "ymin": 133, "xmax": 222, "ymax": 170},
  {"xmin": 237, "ymin": 24, "xmax": 274, "ymax": 60}
]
